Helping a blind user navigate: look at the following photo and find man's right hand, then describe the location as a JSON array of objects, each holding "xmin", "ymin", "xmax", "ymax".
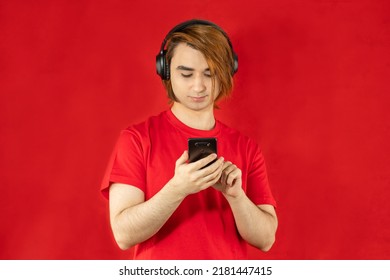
[{"xmin": 168, "ymin": 150, "xmax": 224, "ymax": 197}]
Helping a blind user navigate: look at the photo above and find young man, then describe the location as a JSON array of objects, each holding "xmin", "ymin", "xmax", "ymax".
[{"xmin": 101, "ymin": 19, "xmax": 277, "ymax": 259}]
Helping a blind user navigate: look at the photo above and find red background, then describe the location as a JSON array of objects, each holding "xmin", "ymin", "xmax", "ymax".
[{"xmin": 1, "ymin": 0, "xmax": 389, "ymax": 259}]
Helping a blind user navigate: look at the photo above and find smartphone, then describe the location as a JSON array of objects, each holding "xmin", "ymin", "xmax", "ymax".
[{"xmin": 188, "ymin": 138, "xmax": 217, "ymax": 168}]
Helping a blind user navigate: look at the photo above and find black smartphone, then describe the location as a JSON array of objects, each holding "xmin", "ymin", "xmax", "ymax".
[{"xmin": 188, "ymin": 138, "xmax": 217, "ymax": 168}]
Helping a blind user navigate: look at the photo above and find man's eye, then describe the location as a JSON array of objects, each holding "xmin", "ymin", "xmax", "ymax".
[{"xmin": 181, "ymin": 73, "xmax": 192, "ymax": 78}]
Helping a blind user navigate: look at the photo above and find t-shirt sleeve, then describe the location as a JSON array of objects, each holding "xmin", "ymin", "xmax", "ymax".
[
  {"xmin": 246, "ymin": 142, "xmax": 277, "ymax": 207},
  {"xmin": 100, "ymin": 129, "xmax": 146, "ymax": 199}
]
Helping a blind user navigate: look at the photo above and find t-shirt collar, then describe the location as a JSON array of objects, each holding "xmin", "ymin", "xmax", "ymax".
[{"xmin": 165, "ymin": 108, "xmax": 221, "ymax": 137}]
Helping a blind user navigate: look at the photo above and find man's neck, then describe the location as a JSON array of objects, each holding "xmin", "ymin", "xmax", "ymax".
[{"xmin": 171, "ymin": 103, "xmax": 216, "ymax": 131}]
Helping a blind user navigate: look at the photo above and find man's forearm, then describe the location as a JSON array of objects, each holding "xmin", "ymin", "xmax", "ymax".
[
  {"xmin": 225, "ymin": 191, "xmax": 278, "ymax": 251},
  {"xmin": 112, "ymin": 182, "xmax": 185, "ymax": 250}
]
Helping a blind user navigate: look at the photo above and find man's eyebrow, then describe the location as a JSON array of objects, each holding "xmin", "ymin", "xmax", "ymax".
[
  {"xmin": 177, "ymin": 65, "xmax": 194, "ymax": 71},
  {"xmin": 177, "ymin": 65, "xmax": 210, "ymax": 72}
]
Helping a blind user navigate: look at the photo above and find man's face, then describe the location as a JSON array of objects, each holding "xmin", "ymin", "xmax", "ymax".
[{"xmin": 170, "ymin": 43, "xmax": 220, "ymax": 112}]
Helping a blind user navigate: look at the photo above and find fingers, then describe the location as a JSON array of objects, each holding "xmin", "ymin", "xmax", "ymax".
[
  {"xmin": 202, "ymin": 159, "xmax": 225, "ymax": 185},
  {"xmin": 173, "ymin": 151, "xmax": 224, "ymax": 193},
  {"xmin": 192, "ymin": 156, "xmax": 224, "ymax": 185},
  {"xmin": 221, "ymin": 161, "xmax": 241, "ymax": 186},
  {"xmin": 190, "ymin": 153, "xmax": 218, "ymax": 170},
  {"xmin": 176, "ymin": 150, "xmax": 189, "ymax": 166},
  {"xmin": 174, "ymin": 151, "xmax": 242, "ymax": 194},
  {"xmin": 191, "ymin": 156, "xmax": 224, "ymax": 189}
]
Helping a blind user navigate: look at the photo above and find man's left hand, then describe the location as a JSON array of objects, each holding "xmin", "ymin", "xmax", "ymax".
[{"xmin": 213, "ymin": 161, "xmax": 243, "ymax": 198}]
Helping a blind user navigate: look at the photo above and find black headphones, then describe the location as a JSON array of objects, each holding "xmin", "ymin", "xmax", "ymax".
[{"xmin": 156, "ymin": 19, "xmax": 238, "ymax": 80}]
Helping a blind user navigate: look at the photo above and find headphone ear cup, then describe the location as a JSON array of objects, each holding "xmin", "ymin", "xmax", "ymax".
[
  {"xmin": 164, "ymin": 55, "xmax": 170, "ymax": 80},
  {"xmin": 156, "ymin": 50, "xmax": 170, "ymax": 80},
  {"xmin": 156, "ymin": 51, "xmax": 165, "ymax": 79},
  {"xmin": 232, "ymin": 52, "xmax": 238, "ymax": 75}
]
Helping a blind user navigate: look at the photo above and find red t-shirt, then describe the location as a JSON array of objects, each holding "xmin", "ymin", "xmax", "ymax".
[{"xmin": 101, "ymin": 109, "xmax": 276, "ymax": 259}]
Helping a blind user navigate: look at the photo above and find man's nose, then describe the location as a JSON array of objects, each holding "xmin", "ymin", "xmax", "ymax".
[{"xmin": 192, "ymin": 74, "xmax": 206, "ymax": 93}]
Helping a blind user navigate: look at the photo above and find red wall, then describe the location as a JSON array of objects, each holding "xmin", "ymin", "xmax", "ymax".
[{"xmin": 1, "ymin": 0, "xmax": 389, "ymax": 259}]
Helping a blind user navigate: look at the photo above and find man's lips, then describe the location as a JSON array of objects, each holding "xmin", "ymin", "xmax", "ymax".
[{"xmin": 189, "ymin": 96, "xmax": 207, "ymax": 102}]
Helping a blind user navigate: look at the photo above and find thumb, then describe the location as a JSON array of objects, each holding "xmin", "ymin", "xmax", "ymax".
[{"xmin": 176, "ymin": 150, "xmax": 189, "ymax": 166}]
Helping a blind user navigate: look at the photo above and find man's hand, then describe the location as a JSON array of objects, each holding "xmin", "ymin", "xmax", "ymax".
[
  {"xmin": 168, "ymin": 151, "xmax": 225, "ymax": 197},
  {"xmin": 213, "ymin": 161, "xmax": 243, "ymax": 198}
]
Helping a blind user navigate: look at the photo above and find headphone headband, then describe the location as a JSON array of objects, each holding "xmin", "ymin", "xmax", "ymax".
[{"xmin": 156, "ymin": 19, "xmax": 238, "ymax": 80}]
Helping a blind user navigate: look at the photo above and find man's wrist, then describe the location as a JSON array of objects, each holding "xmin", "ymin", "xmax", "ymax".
[
  {"xmin": 223, "ymin": 187, "xmax": 246, "ymax": 203},
  {"xmin": 165, "ymin": 179, "xmax": 187, "ymax": 201}
]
